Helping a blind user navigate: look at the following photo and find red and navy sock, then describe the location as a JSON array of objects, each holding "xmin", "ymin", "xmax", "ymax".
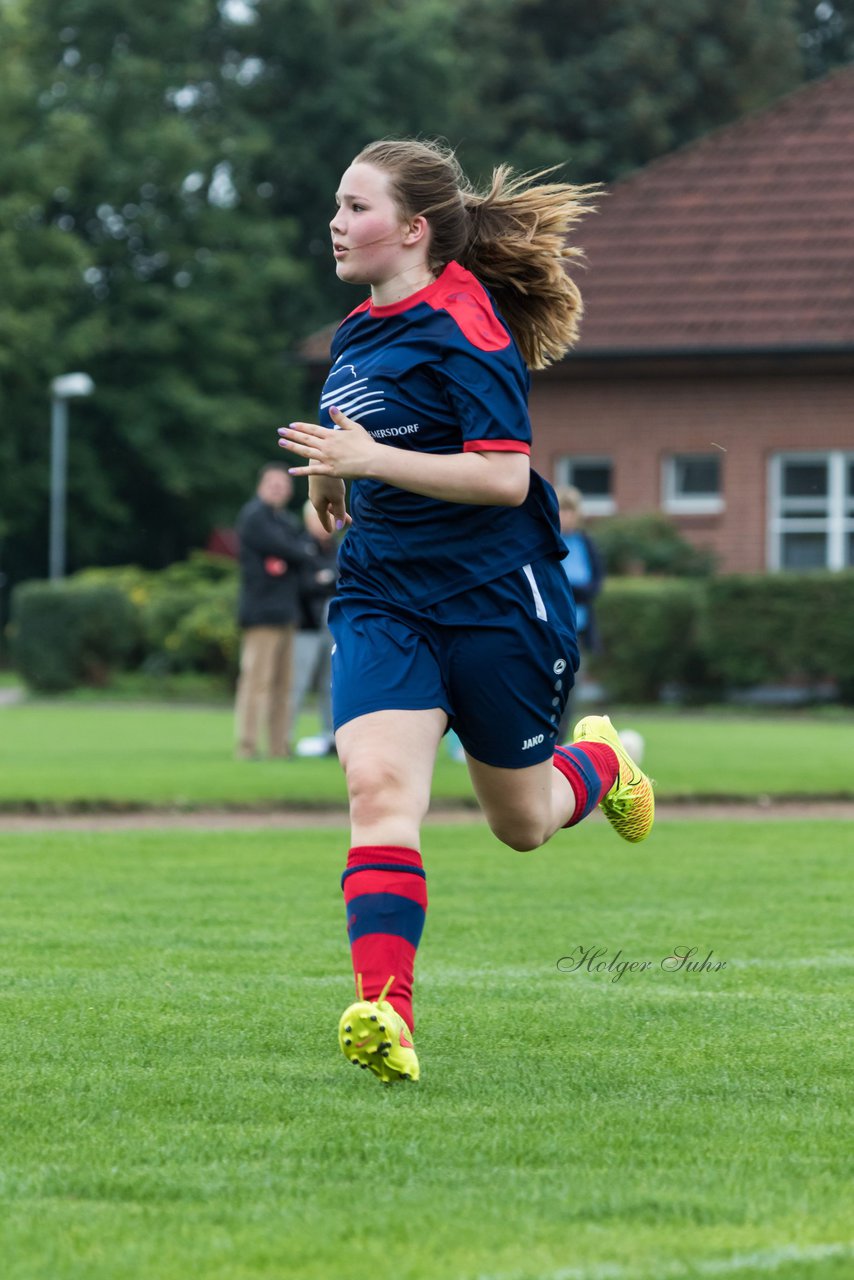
[
  {"xmin": 341, "ymin": 845, "xmax": 427, "ymax": 1033},
  {"xmin": 552, "ymin": 743, "xmax": 619, "ymax": 827}
]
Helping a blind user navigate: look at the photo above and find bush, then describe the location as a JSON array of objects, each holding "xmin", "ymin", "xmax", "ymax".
[
  {"xmin": 592, "ymin": 512, "xmax": 716, "ymax": 577},
  {"xmin": 10, "ymin": 580, "xmax": 141, "ymax": 693},
  {"xmin": 590, "ymin": 577, "xmax": 709, "ymax": 702},
  {"xmin": 159, "ymin": 583, "xmax": 239, "ymax": 676},
  {"xmin": 76, "ymin": 554, "xmax": 238, "ymax": 674},
  {"xmin": 13, "ymin": 558, "xmax": 854, "ymax": 704},
  {"xmin": 703, "ymin": 573, "xmax": 854, "ymax": 701},
  {"xmin": 157, "ymin": 552, "xmax": 238, "ymax": 590}
]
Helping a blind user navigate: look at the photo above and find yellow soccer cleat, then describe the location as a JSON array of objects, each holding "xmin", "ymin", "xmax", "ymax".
[
  {"xmin": 338, "ymin": 974, "xmax": 420, "ymax": 1084},
  {"xmin": 573, "ymin": 714, "xmax": 655, "ymax": 843}
]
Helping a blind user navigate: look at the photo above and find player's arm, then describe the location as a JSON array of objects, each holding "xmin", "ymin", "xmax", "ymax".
[{"xmin": 279, "ymin": 408, "xmax": 529, "ymax": 508}]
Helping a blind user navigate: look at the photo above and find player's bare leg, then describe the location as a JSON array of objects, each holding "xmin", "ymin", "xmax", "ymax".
[
  {"xmin": 335, "ymin": 708, "xmax": 446, "ymax": 850},
  {"xmin": 465, "ymin": 755, "xmax": 576, "ymax": 851},
  {"xmin": 467, "ymin": 717, "xmax": 654, "ymax": 851}
]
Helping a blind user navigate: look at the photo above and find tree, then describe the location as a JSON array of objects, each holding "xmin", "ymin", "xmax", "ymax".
[
  {"xmin": 1, "ymin": 0, "xmax": 310, "ymax": 589},
  {"xmin": 796, "ymin": 0, "xmax": 854, "ymax": 77},
  {"xmin": 221, "ymin": 0, "xmax": 811, "ymax": 328},
  {"xmin": 0, "ymin": 1, "xmax": 106, "ymax": 587},
  {"xmin": 451, "ymin": 0, "xmax": 805, "ymax": 182}
]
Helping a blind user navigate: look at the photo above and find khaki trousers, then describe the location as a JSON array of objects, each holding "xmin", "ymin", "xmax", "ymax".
[{"xmin": 234, "ymin": 625, "xmax": 296, "ymax": 758}]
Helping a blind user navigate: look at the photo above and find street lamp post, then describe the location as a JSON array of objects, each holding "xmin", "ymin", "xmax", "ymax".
[{"xmin": 49, "ymin": 373, "xmax": 94, "ymax": 581}]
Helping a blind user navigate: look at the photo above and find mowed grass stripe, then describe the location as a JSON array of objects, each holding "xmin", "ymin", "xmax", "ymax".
[
  {"xmin": 2, "ymin": 703, "xmax": 854, "ymax": 805},
  {"xmin": 0, "ymin": 821, "xmax": 850, "ymax": 1280}
]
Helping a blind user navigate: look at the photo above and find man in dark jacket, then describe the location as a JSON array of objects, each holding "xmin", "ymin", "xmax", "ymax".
[{"xmin": 234, "ymin": 464, "xmax": 316, "ymax": 759}]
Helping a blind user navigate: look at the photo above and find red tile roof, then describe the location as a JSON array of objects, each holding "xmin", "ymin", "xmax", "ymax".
[{"xmin": 570, "ymin": 65, "xmax": 854, "ymax": 355}]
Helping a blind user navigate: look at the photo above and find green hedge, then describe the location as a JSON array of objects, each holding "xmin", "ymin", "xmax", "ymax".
[
  {"xmin": 592, "ymin": 513, "xmax": 716, "ymax": 577},
  {"xmin": 10, "ymin": 562, "xmax": 854, "ymax": 702},
  {"xmin": 76, "ymin": 554, "xmax": 239, "ymax": 678},
  {"xmin": 10, "ymin": 554, "xmax": 239, "ymax": 693},
  {"xmin": 10, "ymin": 581, "xmax": 141, "ymax": 693},
  {"xmin": 589, "ymin": 572, "xmax": 854, "ymax": 704},
  {"xmin": 590, "ymin": 578, "xmax": 710, "ymax": 702},
  {"xmin": 702, "ymin": 572, "xmax": 854, "ymax": 700}
]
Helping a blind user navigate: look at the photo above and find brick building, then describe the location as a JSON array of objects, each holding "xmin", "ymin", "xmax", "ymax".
[{"xmin": 537, "ymin": 65, "xmax": 854, "ymax": 573}]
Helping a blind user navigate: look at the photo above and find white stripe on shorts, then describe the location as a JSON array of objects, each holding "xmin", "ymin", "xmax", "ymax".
[{"xmin": 522, "ymin": 563, "xmax": 548, "ymax": 621}]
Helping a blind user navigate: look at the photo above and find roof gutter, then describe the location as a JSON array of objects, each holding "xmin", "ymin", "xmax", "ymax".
[{"xmin": 565, "ymin": 342, "xmax": 854, "ymax": 361}]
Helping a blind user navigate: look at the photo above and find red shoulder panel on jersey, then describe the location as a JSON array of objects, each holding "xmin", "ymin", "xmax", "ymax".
[
  {"xmin": 463, "ymin": 440, "xmax": 531, "ymax": 454},
  {"xmin": 428, "ymin": 263, "xmax": 511, "ymax": 352}
]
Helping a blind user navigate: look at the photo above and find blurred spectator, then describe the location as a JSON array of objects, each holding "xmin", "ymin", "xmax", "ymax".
[
  {"xmin": 234, "ymin": 465, "xmax": 315, "ymax": 760},
  {"xmin": 291, "ymin": 502, "xmax": 339, "ymax": 757},
  {"xmin": 556, "ymin": 485, "xmax": 605, "ymax": 742}
]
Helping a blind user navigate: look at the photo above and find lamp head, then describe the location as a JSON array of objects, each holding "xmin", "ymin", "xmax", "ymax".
[{"xmin": 51, "ymin": 373, "xmax": 95, "ymax": 399}]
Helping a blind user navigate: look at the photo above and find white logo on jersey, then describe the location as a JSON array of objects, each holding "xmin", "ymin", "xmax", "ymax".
[
  {"xmin": 322, "ymin": 363, "xmax": 385, "ymax": 420},
  {"xmin": 371, "ymin": 423, "xmax": 420, "ymax": 439}
]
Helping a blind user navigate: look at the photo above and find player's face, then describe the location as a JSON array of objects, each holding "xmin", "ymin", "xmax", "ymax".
[{"xmin": 330, "ymin": 162, "xmax": 410, "ymax": 287}]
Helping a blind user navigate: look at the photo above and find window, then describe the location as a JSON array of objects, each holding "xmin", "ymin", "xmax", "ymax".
[
  {"xmin": 663, "ymin": 453, "xmax": 723, "ymax": 514},
  {"xmin": 554, "ymin": 456, "xmax": 615, "ymax": 515},
  {"xmin": 769, "ymin": 452, "xmax": 854, "ymax": 571}
]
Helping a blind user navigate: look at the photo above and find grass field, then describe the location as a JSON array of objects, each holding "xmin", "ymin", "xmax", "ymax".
[
  {"xmin": 1, "ymin": 818, "xmax": 851, "ymax": 1279},
  {"xmin": 2, "ymin": 701, "xmax": 854, "ymax": 807}
]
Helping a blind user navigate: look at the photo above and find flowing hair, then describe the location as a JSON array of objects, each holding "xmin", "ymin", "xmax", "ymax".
[{"xmin": 354, "ymin": 138, "xmax": 599, "ymax": 370}]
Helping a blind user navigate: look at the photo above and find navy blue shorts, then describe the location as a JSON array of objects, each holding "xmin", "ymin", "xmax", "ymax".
[{"xmin": 328, "ymin": 556, "xmax": 579, "ymax": 769}]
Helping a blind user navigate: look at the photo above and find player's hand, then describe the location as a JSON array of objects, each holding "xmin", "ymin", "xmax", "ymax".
[
  {"xmin": 278, "ymin": 406, "xmax": 378, "ymax": 480},
  {"xmin": 308, "ymin": 477, "xmax": 351, "ymax": 534}
]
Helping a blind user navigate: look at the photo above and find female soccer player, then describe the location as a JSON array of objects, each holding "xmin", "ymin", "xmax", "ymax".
[{"xmin": 278, "ymin": 139, "xmax": 654, "ymax": 1084}]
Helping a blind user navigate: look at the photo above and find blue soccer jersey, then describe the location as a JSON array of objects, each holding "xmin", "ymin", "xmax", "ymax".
[{"xmin": 320, "ymin": 260, "xmax": 565, "ymax": 607}]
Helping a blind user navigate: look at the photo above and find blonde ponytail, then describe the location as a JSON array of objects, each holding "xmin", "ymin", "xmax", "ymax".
[{"xmin": 461, "ymin": 167, "xmax": 598, "ymax": 370}]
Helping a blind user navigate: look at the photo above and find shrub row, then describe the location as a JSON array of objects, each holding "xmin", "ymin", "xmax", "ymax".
[
  {"xmin": 593, "ymin": 512, "xmax": 716, "ymax": 577},
  {"xmin": 10, "ymin": 563, "xmax": 854, "ymax": 701},
  {"xmin": 10, "ymin": 554, "xmax": 239, "ymax": 692},
  {"xmin": 590, "ymin": 571, "xmax": 854, "ymax": 703},
  {"xmin": 10, "ymin": 581, "xmax": 140, "ymax": 693},
  {"xmin": 702, "ymin": 572, "xmax": 854, "ymax": 701}
]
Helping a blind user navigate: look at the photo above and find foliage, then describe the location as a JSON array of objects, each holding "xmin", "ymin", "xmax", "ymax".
[
  {"xmin": 703, "ymin": 571, "xmax": 854, "ymax": 700},
  {"xmin": 0, "ymin": 0, "xmax": 308, "ymax": 592},
  {"xmin": 592, "ymin": 512, "xmax": 716, "ymax": 576},
  {"xmin": 451, "ymin": 0, "xmax": 804, "ymax": 182},
  {"xmin": 154, "ymin": 582, "xmax": 239, "ymax": 676},
  {"xmin": 9, "ymin": 578, "xmax": 140, "ymax": 691},
  {"xmin": 8, "ymin": 554, "xmax": 238, "ymax": 692},
  {"xmin": 796, "ymin": 0, "xmax": 854, "ymax": 77},
  {"xmin": 591, "ymin": 576, "xmax": 709, "ymax": 701},
  {"xmin": 75, "ymin": 553, "xmax": 239, "ymax": 678},
  {"xmin": 13, "ymin": 558, "xmax": 854, "ymax": 702},
  {"xmin": 588, "ymin": 571, "xmax": 854, "ymax": 704}
]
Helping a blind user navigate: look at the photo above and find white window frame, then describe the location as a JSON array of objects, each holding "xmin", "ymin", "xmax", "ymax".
[
  {"xmin": 768, "ymin": 451, "xmax": 854, "ymax": 572},
  {"xmin": 662, "ymin": 453, "xmax": 724, "ymax": 515},
  {"xmin": 554, "ymin": 455, "xmax": 615, "ymax": 516}
]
